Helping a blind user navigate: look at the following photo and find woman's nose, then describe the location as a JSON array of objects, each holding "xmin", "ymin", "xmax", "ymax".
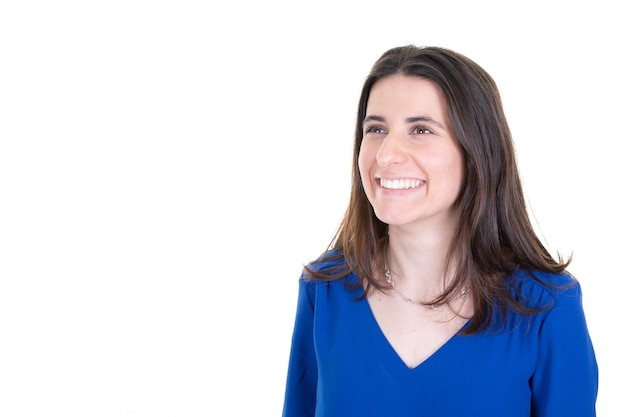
[{"xmin": 376, "ymin": 132, "xmax": 407, "ymax": 168}]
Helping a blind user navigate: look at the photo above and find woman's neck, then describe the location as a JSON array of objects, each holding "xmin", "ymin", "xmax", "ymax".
[{"xmin": 386, "ymin": 222, "xmax": 457, "ymax": 297}]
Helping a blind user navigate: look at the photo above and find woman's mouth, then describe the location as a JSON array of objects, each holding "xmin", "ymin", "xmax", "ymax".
[{"xmin": 379, "ymin": 178, "xmax": 425, "ymax": 190}]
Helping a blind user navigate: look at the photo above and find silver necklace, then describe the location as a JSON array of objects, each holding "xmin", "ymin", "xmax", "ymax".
[{"xmin": 383, "ymin": 261, "xmax": 470, "ymax": 309}]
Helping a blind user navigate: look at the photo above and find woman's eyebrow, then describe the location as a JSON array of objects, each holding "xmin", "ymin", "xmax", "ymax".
[
  {"xmin": 405, "ymin": 116, "xmax": 445, "ymax": 129},
  {"xmin": 363, "ymin": 115, "xmax": 385, "ymax": 123}
]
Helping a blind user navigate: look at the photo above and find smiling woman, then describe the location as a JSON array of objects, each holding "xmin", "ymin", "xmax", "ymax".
[
  {"xmin": 281, "ymin": 45, "xmax": 598, "ymax": 417},
  {"xmin": 359, "ymin": 75, "xmax": 464, "ymax": 229}
]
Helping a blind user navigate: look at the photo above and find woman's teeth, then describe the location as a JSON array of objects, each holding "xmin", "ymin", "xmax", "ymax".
[{"xmin": 380, "ymin": 178, "xmax": 423, "ymax": 190}]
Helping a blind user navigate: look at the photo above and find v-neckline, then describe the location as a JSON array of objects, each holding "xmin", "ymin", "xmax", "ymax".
[{"xmin": 363, "ymin": 294, "xmax": 470, "ymax": 371}]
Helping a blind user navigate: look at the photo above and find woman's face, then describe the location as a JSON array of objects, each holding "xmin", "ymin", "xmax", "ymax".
[{"xmin": 358, "ymin": 75, "xmax": 464, "ymax": 230}]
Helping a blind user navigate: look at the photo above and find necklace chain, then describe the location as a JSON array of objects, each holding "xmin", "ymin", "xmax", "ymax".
[{"xmin": 383, "ymin": 261, "xmax": 470, "ymax": 309}]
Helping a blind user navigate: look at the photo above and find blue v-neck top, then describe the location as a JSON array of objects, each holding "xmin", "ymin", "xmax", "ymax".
[{"xmin": 282, "ymin": 258, "xmax": 598, "ymax": 417}]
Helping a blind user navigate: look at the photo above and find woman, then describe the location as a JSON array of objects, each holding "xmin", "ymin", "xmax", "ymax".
[{"xmin": 282, "ymin": 45, "xmax": 598, "ymax": 416}]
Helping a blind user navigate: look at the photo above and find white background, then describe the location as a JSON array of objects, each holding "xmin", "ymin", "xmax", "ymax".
[{"xmin": 1, "ymin": 0, "xmax": 624, "ymax": 416}]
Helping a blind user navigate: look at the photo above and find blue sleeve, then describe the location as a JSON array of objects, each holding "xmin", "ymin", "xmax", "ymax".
[
  {"xmin": 282, "ymin": 278, "xmax": 318, "ymax": 417},
  {"xmin": 531, "ymin": 282, "xmax": 598, "ymax": 416}
]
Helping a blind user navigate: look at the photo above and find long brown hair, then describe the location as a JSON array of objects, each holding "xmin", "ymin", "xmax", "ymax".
[{"xmin": 306, "ymin": 45, "xmax": 570, "ymax": 334}]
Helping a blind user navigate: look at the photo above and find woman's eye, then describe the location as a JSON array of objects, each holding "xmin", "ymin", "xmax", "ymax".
[
  {"xmin": 412, "ymin": 126, "xmax": 432, "ymax": 134},
  {"xmin": 364, "ymin": 125, "xmax": 386, "ymax": 134}
]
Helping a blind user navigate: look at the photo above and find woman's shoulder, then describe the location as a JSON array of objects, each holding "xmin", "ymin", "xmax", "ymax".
[
  {"xmin": 513, "ymin": 268, "xmax": 578, "ymax": 286},
  {"xmin": 299, "ymin": 250, "xmax": 358, "ymax": 292},
  {"xmin": 508, "ymin": 268, "xmax": 582, "ymax": 306}
]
